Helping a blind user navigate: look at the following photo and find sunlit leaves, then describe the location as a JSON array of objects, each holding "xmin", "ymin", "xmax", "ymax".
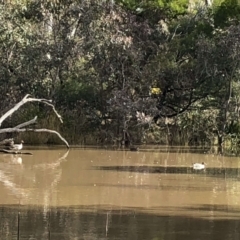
[{"xmin": 151, "ymin": 87, "xmax": 161, "ymax": 95}]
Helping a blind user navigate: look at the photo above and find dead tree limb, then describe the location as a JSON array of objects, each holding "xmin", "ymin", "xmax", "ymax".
[
  {"xmin": 14, "ymin": 116, "xmax": 38, "ymax": 129},
  {"xmin": 0, "ymin": 95, "xmax": 69, "ymax": 148},
  {"xmin": 0, "ymin": 94, "xmax": 62, "ymax": 127},
  {"xmin": 0, "ymin": 128, "xmax": 69, "ymax": 148},
  {"xmin": 0, "ymin": 149, "xmax": 33, "ymax": 155},
  {"xmin": 0, "ymin": 138, "xmax": 14, "ymax": 146}
]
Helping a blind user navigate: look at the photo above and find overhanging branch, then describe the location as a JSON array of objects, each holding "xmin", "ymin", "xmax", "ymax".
[
  {"xmin": 14, "ymin": 116, "xmax": 38, "ymax": 129},
  {"xmin": 0, "ymin": 94, "xmax": 69, "ymax": 148},
  {"xmin": 0, "ymin": 94, "xmax": 63, "ymax": 127},
  {"xmin": 0, "ymin": 128, "xmax": 69, "ymax": 148}
]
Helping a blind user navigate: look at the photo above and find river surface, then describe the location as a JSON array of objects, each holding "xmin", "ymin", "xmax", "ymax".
[{"xmin": 0, "ymin": 146, "xmax": 240, "ymax": 239}]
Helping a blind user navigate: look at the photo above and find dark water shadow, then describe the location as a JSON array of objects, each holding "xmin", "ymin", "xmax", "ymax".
[
  {"xmin": 1, "ymin": 204, "xmax": 240, "ymax": 240},
  {"xmin": 94, "ymin": 165, "xmax": 240, "ymax": 180},
  {"xmin": 180, "ymin": 204, "xmax": 240, "ymax": 214},
  {"xmin": 75, "ymin": 145, "xmax": 212, "ymax": 154},
  {"xmin": 75, "ymin": 182, "xmax": 221, "ymax": 192}
]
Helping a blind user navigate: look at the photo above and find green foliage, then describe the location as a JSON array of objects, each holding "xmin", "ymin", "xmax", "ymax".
[
  {"xmin": 1, "ymin": 0, "xmax": 240, "ymax": 147},
  {"xmin": 177, "ymin": 106, "xmax": 218, "ymax": 145},
  {"xmin": 214, "ymin": 0, "xmax": 240, "ymax": 27},
  {"xmin": 116, "ymin": 0, "xmax": 189, "ymax": 16},
  {"xmin": 55, "ymin": 80, "xmax": 98, "ymax": 110}
]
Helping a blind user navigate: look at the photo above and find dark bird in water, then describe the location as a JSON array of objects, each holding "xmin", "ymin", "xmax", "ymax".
[{"xmin": 130, "ymin": 146, "xmax": 139, "ymax": 151}]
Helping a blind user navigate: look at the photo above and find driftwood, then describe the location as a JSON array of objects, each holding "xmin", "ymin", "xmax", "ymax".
[
  {"xmin": 0, "ymin": 149, "xmax": 33, "ymax": 155},
  {"xmin": 0, "ymin": 128, "xmax": 69, "ymax": 147},
  {"xmin": 0, "ymin": 94, "xmax": 69, "ymax": 148},
  {"xmin": 0, "ymin": 138, "xmax": 14, "ymax": 146}
]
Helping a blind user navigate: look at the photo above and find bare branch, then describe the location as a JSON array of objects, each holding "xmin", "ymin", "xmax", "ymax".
[
  {"xmin": 14, "ymin": 116, "xmax": 38, "ymax": 129},
  {"xmin": 38, "ymin": 101, "xmax": 63, "ymax": 123},
  {"xmin": 0, "ymin": 128, "xmax": 69, "ymax": 148},
  {"xmin": 0, "ymin": 95, "xmax": 29, "ymax": 126},
  {"xmin": 0, "ymin": 95, "xmax": 68, "ymax": 148},
  {"xmin": 32, "ymin": 129, "xmax": 69, "ymax": 148},
  {"xmin": 0, "ymin": 94, "xmax": 63, "ymax": 127},
  {"xmin": 0, "ymin": 138, "xmax": 14, "ymax": 146}
]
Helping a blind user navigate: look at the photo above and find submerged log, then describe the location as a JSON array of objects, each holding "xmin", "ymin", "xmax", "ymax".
[{"xmin": 0, "ymin": 149, "xmax": 33, "ymax": 155}]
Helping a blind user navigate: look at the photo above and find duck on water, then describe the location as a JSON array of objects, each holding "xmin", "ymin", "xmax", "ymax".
[
  {"xmin": 193, "ymin": 162, "xmax": 205, "ymax": 170},
  {"xmin": 6, "ymin": 140, "xmax": 24, "ymax": 151},
  {"xmin": 12, "ymin": 140, "xmax": 24, "ymax": 151}
]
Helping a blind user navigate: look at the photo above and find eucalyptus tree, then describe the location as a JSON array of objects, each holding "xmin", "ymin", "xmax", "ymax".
[
  {"xmin": 172, "ymin": 10, "xmax": 240, "ymax": 147},
  {"xmin": 2, "ymin": 0, "xmax": 240, "ymax": 146},
  {"xmin": 211, "ymin": 25, "xmax": 240, "ymax": 147},
  {"xmin": 77, "ymin": 2, "xmax": 151, "ymax": 144}
]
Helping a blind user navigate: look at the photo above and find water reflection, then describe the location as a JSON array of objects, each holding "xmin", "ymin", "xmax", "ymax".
[
  {"xmin": 0, "ymin": 148, "xmax": 240, "ymax": 239},
  {"xmin": 0, "ymin": 150, "xmax": 69, "ymax": 206},
  {"xmin": 95, "ymin": 165, "xmax": 240, "ymax": 179},
  {"xmin": 1, "ymin": 205, "xmax": 240, "ymax": 240}
]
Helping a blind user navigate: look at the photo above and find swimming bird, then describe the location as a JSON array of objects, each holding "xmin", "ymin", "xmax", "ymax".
[
  {"xmin": 10, "ymin": 140, "xmax": 24, "ymax": 151},
  {"xmin": 130, "ymin": 146, "xmax": 139, "ymax": 151},
  {"xmin": 193, "ymin": 162, "xmax": 205, "ymax": 170}
]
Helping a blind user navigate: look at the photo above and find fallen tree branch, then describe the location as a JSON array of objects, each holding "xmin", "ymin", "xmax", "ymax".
[
  {"xmin": 0, "ymin": 149, "xmax": 33, "ymax": 155},
  {"xmin": 0, "ymin": 138, "xmax": 14, "ymax": 146},
  {"xmin": 0, "ymin": 94, "xmax": 63, "ymax": 127},
  {"xmin": 14, "ymin": 116, "xmax": 38, "ymax": 129},
  {"xmin": 39, "ymin": 100, "xmax": 62, "ymax": 122},
  {"xmin": 0, "ymin": 128, "xmax": 69, "ymax": 148},
  {"xmin": 0, "ymin": 95, "xmax": 69, "ymax": 148}
]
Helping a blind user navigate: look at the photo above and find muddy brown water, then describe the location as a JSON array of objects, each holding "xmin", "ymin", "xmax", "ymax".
[{"xmin": 0, "ymin": 146, "xmax": 240, "ymax": 239}]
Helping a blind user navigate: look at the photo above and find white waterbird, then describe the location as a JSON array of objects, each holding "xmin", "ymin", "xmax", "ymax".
[{"xmin": 193, "ymin": 162, "xmax": 205, "ymax": 170}]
